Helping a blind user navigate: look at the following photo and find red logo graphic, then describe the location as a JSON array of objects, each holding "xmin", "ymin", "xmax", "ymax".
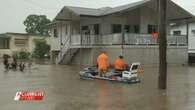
[{"xmin": 14, "ymin": 91, "xmax": 44, "ymax": 101}]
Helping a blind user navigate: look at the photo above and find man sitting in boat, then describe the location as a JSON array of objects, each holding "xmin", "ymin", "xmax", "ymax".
[
  {"xmin": 97, "ymin": 51, "xmax": 109, "ymax": 77},
  {"xmin": 114, "ymin": 55, "xmax": 126, "ymax": 72}
]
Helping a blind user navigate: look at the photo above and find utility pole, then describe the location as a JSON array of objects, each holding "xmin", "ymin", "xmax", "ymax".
[{"xmin": 158, "ymin": 0, "xmax": 167, "ymax": 89}]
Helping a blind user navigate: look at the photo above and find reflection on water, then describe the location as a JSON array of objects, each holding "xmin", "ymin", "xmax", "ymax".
[
  {"xmin": 97, "ymin": 80, "xmax": 109, "ymax": 110},
  {"xmin": 0, "ymin": 63, "xmax": 195, "ymax": 110},
  {"xmin": 34, "ymin": 58, "xmax": 51, "ymax": 65}
]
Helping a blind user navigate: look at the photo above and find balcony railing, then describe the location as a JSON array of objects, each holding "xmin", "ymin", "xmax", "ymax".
[{"xmin": 70, "ymin": 33, "xmax": 187, "ymax": 46}]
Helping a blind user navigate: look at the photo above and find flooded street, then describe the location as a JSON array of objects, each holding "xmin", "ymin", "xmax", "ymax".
[{"xmin": 0, "ymin": 63, "xmax": 195, "ymax": 110}]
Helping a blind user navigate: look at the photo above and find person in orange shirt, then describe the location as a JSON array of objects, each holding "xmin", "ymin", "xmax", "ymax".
[
  {"xmin": 97, "ymin": 51, "xmax": 109, "ymax": 77},
  {"xmin": 114, "ymin": 55, "xmax": 126, "ymax": 71}
]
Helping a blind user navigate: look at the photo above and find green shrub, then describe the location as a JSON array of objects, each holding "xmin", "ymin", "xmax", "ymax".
[
  {"xmin": 14, "ymin": 51, "xmax": 31, "ymax": 60},
  {"xmin": 33, "ymin": 40, "xmax": 50, "ymax": 58}
]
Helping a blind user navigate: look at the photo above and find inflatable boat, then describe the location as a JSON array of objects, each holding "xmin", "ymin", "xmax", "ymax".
[{"xmin": 79, "ymin": 62, "xmax": 142, "ymax": 84}]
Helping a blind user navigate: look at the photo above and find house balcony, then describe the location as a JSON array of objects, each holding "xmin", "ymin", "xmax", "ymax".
[{"xmin": 70, "ymin": 33, "xmax": 187, "ymax": 48}]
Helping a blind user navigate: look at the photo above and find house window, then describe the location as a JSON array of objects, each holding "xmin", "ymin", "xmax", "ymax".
[
  {"xmin": 15, "ymin": 39, "xmax": 26, "ymax": 46},
  {"xmin": 173, "ymin": 30, "xmax": 181, "ymax": 35},
  {"xmin": 191, "ymin": 30, "xmax": 195, "ymax": 35},
  {"xmin": 148, "ymin": 25, "xmax": 158, "ymax": 34},
  {"xmin": 124, "ymin": 25, "xmax": 130, "ymax": 33},
  {"xmin": 112, "ymin": 24, "xmax": 122, "ymax": 33},
  {"xmin": 94, "ymin": 24, "xmax": 99, "ymax": 35},
  {"xmin": 54, "ymin": 28, "xmax": 58, "ymax": 37},
  {"xmin": 134, "ymin": 25, "xmax": 140, "ymax": 33},
  {"xmin": 81, "ymin": 26, "xmax": 90, "ymax": 34},
  {"xmin": 82, "ymin": 26, "xmax": 89, "ymax": 31},
  {"xmin": 0, "ymin": 38, "xmax": 9, "ymax": 49}
]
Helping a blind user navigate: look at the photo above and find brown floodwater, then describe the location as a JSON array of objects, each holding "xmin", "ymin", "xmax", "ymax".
[{"xmin": 0, "ymin": 63, "xmax": 195, "ymax": 110}]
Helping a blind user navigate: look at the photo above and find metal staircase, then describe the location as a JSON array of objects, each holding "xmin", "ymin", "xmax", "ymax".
[{"xmin": 57, "ymin": 38, "xmax": 79, "ymax": 64}]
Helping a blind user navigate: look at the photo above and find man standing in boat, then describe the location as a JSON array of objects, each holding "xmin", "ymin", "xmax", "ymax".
[
  {"xmin": 114, "ymin": 55, "xmax": 126, "ymax": 72},
  {"xmin": 97, "ymin": 51, "xmax": 109, "ymax": 77}
]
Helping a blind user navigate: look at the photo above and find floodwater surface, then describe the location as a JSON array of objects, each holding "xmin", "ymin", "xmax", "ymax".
[{"xmin": 0, "ymin": 63, "xmax": 195, "ymax": 110}]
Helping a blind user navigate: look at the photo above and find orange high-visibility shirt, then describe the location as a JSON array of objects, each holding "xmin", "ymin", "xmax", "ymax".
[
  {"xmin": 114, "ymin": 58, "xmax": 126, "ymax": 70},
  {"xmin": 97, "ymin": 53, "xmax": 109, "ymax": 71}
]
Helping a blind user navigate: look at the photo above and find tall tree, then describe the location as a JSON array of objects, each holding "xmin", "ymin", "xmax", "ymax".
[{"xmin": 24, "ymin": 15, "xmax": 51, "ymax": 36}]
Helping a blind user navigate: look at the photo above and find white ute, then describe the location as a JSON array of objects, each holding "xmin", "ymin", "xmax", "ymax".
[{"xmin": 122, "ymin": 62, "xmax": 141, "ymax": 80}]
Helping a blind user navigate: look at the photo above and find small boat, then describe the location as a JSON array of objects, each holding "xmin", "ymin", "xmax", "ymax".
[{"xmin": 79, "ymin": 62, "xmax": 143, "ymax": 84}]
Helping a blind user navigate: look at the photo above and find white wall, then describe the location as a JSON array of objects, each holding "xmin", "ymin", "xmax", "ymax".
[
  {"xmin": 170, "ymin": 25, "xmax": 187, "ymax": 35},
  {"xmin": 50, "ymin": 22, "xmax": 71, "ymax": 51},
  {"xmin": 71, "ymin": 46, "xmax": 188, "ymax": 66},
  {"xmin": 140, "ymin": 6, "xmax": 158, "ymax": 34},
  {"xmin": 170, "ymin": 22, "xmax": 195, "ymax": 53},
  {"xmin": 101, "ymin": 9, "xmax": 141, "ymax": 34},
  {"xmin": 8, "ymin": 35, "xmax": 29, "ymax": 52},
  {"xmin": 188, "ymin": 22, "xmax": 195, "ymax": 53},
  {"xmin": 80, "ymin": 7, "xmax": 158, "ymax": 35},
  {"xmin": 0, "ymin": 49, "xmax": 12, "ymax": 58}
]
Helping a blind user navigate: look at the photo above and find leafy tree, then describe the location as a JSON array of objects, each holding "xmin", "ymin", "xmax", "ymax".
[
  {"xmin": 24, "ymin": 14, "xmax": 51, "ymax": 36},
  {"xmin": 33, "ymin": 40, "xmax": 50, "ymax": 58}
]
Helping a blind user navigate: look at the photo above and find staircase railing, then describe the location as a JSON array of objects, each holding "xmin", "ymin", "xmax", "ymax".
[{"xmin": 56, "ymin": 37, "xmax": 71, "ymax": 64}]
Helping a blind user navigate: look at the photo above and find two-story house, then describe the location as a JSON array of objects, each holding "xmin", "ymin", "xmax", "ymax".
[{"xmin": 49, "ymin": 0, "xmax": 194, "ymax": 65}]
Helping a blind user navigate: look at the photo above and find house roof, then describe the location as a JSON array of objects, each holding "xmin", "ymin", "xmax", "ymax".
[
  {"xmin": 101, "ymin": 0, "xmax": 150, "ymax": 15},
  {"xmin": 0, "ymin": 33, "xmax": 50, "ymax": 39},
  {"xmin": 65, "ymin": 0, "xmax": 149, "ymax": 16},
  {"xmin": 53, "ymin": 0, "xmax": 195, "ymax": 23},
  {"xmin": 66, "ymin": 6, "xmax": 104, "ymax": 16},
  {"xmin": 0, "ymin": 34, "xmax": 10, "ymax": 38}
]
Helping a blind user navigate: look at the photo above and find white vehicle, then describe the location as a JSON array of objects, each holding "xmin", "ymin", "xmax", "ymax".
[{"xmin": 122, "ymin": 62, "xmax": 141, "ymax": 80}]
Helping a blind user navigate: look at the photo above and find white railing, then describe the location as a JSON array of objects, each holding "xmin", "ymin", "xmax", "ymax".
[
  {"xmin": 123, "ymin": 34, "xmax": 156, "ymax": 45},
  {"xmin": 70, "ymin": 33, "xmax": 187, "ymax": 46},
  {"xmin": 167, "ymin": 35, "xmax": 187, "ymax": 46}
]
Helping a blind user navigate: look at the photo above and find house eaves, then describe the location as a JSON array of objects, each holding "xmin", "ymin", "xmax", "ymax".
[{"xmin": 5, "ymin": 32, "xmax": 48, "ymax": 37}]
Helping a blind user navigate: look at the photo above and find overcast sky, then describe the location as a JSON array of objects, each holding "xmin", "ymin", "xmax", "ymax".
[{"xmin": 0, "ymin": 0, "xmax": 195, "ymax": 33}]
